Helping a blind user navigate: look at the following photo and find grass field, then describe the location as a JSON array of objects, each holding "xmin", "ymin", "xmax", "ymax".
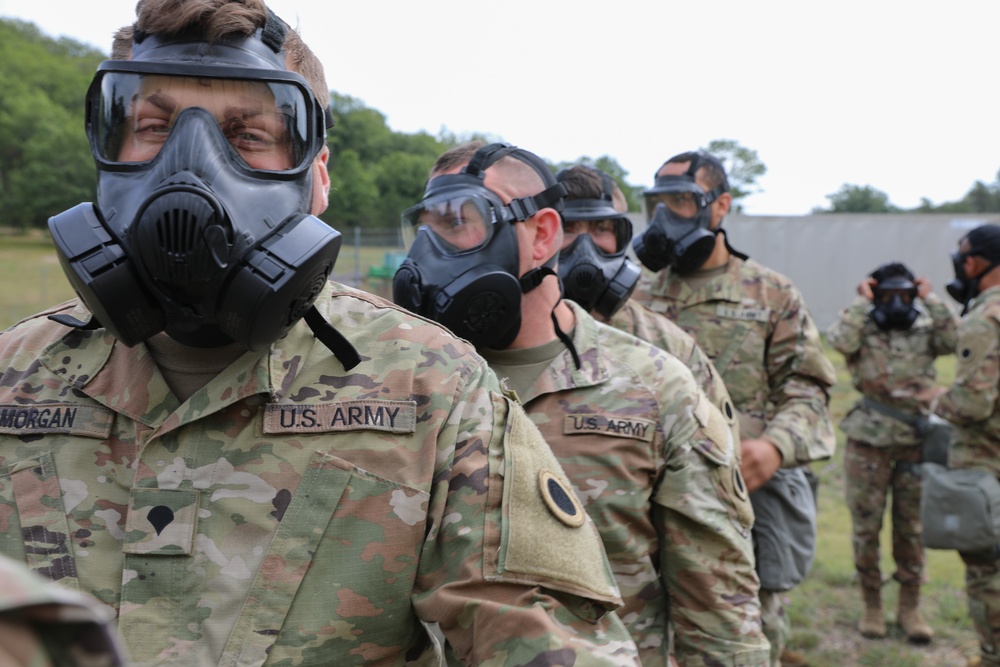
[
  {"xmin": 785, "ymin": 350, "xmax": 979, "ymax": 666},
  {"xmin": 0, "ymin": 231, "xmax": 982, "ymax": 664}
]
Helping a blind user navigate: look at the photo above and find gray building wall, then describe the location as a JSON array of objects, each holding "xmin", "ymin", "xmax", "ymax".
[{"xmin": 625, "ymin": 213, "xmax": 1000, "ymax": 331}]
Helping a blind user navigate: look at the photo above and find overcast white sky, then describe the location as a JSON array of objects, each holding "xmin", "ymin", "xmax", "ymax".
[{"xmin": 2, "ymin": 0, "xmax": 997, "ymax": 214}]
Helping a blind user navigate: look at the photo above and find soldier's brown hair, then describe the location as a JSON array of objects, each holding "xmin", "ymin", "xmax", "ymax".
[
  {"xmin": 557, "ymin": 164, "xmax": 628, "ymax": 214},
  {"xmin": 657, "ymin": 150, "xmax": 728, "ymax": 192},
  {"xmin": 110, "ymin": 0, "xmax": 328, "ymax": 108}
]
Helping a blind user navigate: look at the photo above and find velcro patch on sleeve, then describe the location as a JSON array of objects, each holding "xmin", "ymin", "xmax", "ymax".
[
  {"xmin": 692, "ymin": 398, "xmax": 734, "ymax": 467},
  {"xmin": 0, "ymin": 404, "xmax": 113, "ymax": 439},
  {"xmin": 495, "ymin": 396, "xmax": 621, "ymax": 607},
  {"xmin": 264, "ymin": 401, "xmax": 416, "ymax": 434}
]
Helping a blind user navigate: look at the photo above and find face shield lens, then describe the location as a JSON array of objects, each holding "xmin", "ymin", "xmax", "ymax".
[
  {"xmin": 401, "ymin": 196, "xmax": 495, "ymax": 254},
  {"xmin": 562, "ymin": 218, "xmax": 631, "ymax": 254},
  {"xmin": 644, "ymin": 192, "xmax": 703, "ymax": 221},
  {"xmin": 91, "ymin": 71, "xmax": 314, "ymax": 171},
  {"xmin": 874, "ymin": 288, "xmax": 916, "ymax": 305}
]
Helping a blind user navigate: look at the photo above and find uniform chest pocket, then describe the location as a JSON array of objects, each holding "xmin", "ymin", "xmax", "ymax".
[{"xmin": 231, "ymin": 452, "xmax": 432, "ymax": 667}]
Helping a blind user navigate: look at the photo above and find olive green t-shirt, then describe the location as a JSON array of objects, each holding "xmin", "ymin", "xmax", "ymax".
[{"xmin": 482, "ymin": 336, "xmax": 570, "ymax": 401}]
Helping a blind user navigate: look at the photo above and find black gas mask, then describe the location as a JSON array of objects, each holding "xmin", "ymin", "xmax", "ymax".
[
  {"xmin": 632, "ymin": 153, "xmax": 727, "ymax": 275},
  {"xmin": 556, "ymin": 170, "xmax": 639, "ymax": 318},
  {"xmin": 870, "ymin": 275, "xmax": 919, "ymax": 331},
  {"xmin": 47, "ymin": 15, "xmax": 340, "ymax": 353},
  {"xmin": 946, "ymin": 250, "xmax": 996, "ymax": 315},
  {"xmin": 393, "ymin": 143, "xmax": 566, "ymax": 349}
]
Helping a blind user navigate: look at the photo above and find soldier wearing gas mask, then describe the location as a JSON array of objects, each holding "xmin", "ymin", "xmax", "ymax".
[
  {"xmin": 827, "ymin": 262, "xmax": 956, "ymax": 643},
  {"xmin": 934, "ymin": 224, "xmax": 1000, "ymax": 667},
  {"xmin": 556, "ymin": 164, "xmax": 733, "ymax": 420},
  {"xmin": 632, "ymin": 150, "xmax": 836, "ymax": 667},
  {"xmin": 0, "ymin": 2, "xmax": 641, "ymax": 665},
  {"xmin": 396, "ymin": 142, "xmax": 768, "ymax": 667}
]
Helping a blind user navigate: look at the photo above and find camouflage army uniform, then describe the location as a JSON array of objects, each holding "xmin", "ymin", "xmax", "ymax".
[
  {"xmin": 0, "ymin": 553, "xmax": 123, "ymax": 666},
  {"xmin": 486, "ymin": 300, "xmax": 768, "ymax": 667},
  {"xmin": 633, "ymin": 257, "xmax": 836, "ymax": 666},
  {"xmin": 934, "ymin": 285, "xmax": 1000, "ymax": 665},
  {"xmin": 827, "ymin": 293, "xmax": 957, "ymax": 592},
  {"xmin": 607, "ymin": 298, "xmax": 734, "ymax": 424},
  {"xmin": 0, "ymin": 283, "xmax": 639, "ymax": 667}
]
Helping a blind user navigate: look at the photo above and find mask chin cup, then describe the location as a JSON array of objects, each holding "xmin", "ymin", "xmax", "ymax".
[
  {"xmin": 214, "ymin": 214, "xmax": 340, "ymax": 351},
  {"xmin": 49, "ymin": 203, "xmax": 340, "ymax": 351},
  {"xmin": 633, "ymin": 224, "xmax": 716, "ymax": 275},
  {"xmin": 595, "ymin": 260, "xmax": 641, "ymax": 318},
  {"xmin": 870, "ymin": 303, "xmax": 919, "ymax": 331},
  {"xmin": 670, "ymin": 228, "xmax": 717, "ymax": 275},
  {"xmin": 946, "ymin": 278, "xmax": 970, "ymax": 305},
  {"xmin": 393, "ymin": 261, "xmax": 523, "ymax": 349},
  {"xmin": 560, "ymin": 255, "xmax": 640, "ymax": 319}
]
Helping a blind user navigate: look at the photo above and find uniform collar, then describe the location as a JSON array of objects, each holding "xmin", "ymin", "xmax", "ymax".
[
  {"xmin": 968, "ymin": 284, "xmax": 1000, "ymax": 313},
  {"xmin": 37, "ymin": 300, "xmax": 274, "ymax": 430},
  {"xmin": 519, "ymin": 300, "xmax": 608, "ymax": 404}
]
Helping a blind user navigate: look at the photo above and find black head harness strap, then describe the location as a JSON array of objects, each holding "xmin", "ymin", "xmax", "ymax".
[
  {"xmin": 466, "ymin": 143, "xmax": 580, "ymax": 367},
  {"xmin": 463, "ymin": 143, "xmax": 566, "ymax": 221}
]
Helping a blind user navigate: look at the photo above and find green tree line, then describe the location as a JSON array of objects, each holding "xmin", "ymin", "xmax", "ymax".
[
  {"xmin": 0, "ymin": 19, "xmax": 644, "ymax": 233},
  {"xmin": 815, "ymin": 178, "xmax": 1000, "ymax": 214},
  {"xmin": 4, "ymin": 17, "xmax": 997, "ymax": 229}
]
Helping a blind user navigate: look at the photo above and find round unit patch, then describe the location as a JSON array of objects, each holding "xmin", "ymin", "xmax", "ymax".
[
  {"xmin": 732, "ymin": 467, "xmax": 749, "ymax": 502},
  {"xmin": 539, "ymin": 470, "xmax": 586, "ymax": 528},
  {"xmin": 721, "ymin": 399, "xmax": 736, "ymax": 424}
]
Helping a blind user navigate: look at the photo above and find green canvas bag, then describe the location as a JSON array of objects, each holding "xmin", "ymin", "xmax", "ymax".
[{"xmin": 920, "ymin": 462, "xmax": 1000, "ymax": 552}]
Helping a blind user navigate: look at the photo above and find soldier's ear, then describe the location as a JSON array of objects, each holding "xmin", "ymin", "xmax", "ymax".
[{"xmin": 530, "ymin": 208, "xmax": 562, "ymax": 265}]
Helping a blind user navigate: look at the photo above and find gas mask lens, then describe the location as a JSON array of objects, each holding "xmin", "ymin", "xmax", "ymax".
[
  {"xmin": 401, "ymin": 196, "xmax": 496, "ymax": 254},
  {"xmin": 644, "ymin": 191, "xmax": 704, "ymax": 221},
  {"xmin": 874, "ymin": 288, "xmax": 916, "ymax": 306},
  {"xmin": 90, "ymin": 71, "xmax": 315, "ymax": 171},
  {"xmin": 562, "ymin": 218, "xmax": 632, "ymax": 254}
]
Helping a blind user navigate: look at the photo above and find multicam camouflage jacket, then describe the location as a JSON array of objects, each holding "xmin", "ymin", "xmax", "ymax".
[
  {"xmin": 935, "ymin": 285, "xmax": 1000, "ymax": 477},
  {"xmin": 0, "ymin": 554, "xmax": 123, "ymax": 666},
  {"xmin": 492, "ymin": 301, "xmax": 768, "ymax": 667},
  {"xmin": 828, "ymin": 294, "xmax": 957, "ymax": 446},
  {"xmin": 0, "ymin": 283, "xmax": 640, "ymax": 667},
  {"xmin": 633, "ymin": 257, "xmax": 836, "ymax": 463},
  {"xmin": 607, "ymin": 299, "xmax": 735, "ymax": 429}
]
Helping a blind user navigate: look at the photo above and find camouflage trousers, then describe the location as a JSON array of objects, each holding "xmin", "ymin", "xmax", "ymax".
[
  {"xmin": 962, "ymin": 546, "xmax": 1000, "ymax": 663},
  {"xmin": 760, "ymin": 589, "xmax": 789, "ymax": 667},
  {"xmin": 844, "ymin": 439, "xmax": 924, "ymax": 591}
]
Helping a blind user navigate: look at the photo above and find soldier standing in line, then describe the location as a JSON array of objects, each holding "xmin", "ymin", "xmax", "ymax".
[
  {"xmin": 554, "ymin": 164, "xmax": 732, "ymax": 415},
  {"xmin": 0, "ymin": 2, "xmax": 641, "ymax": 664},
  {"xmin": 933, "ymin": 224, "xmax": 1000, "ymax": 667},
  {"xmin": 394, "ymin": 141, "xmax": 769, "ymax": 667},
  {"xmin": 827, "ymin": 262, "xmax": 956, "ymax": 642},
  {"xmin": 631, "ymin": 150, "xmax": 837, "ymax": 667}
]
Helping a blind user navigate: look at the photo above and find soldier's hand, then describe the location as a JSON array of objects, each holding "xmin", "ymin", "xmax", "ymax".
[
  {"xmin": 739, "ymin": 438, "xmax": 782, "ymax": 492},
  {"xmin": 915, "ymin": 276, "xmax": 932, "ymax": 299},
  {"xmin": 857, "ymin": 278, "xmax": 877, "ymax": 300}
]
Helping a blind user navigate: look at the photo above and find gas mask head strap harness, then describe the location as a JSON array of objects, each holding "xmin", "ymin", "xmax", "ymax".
[
  {"xmin": 468, "ymin": 144, "xmax": 581, "ymax": 367},
  {"xmin": 461, "ymin": 142, "xmax": 567, "ymax": 293}
]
